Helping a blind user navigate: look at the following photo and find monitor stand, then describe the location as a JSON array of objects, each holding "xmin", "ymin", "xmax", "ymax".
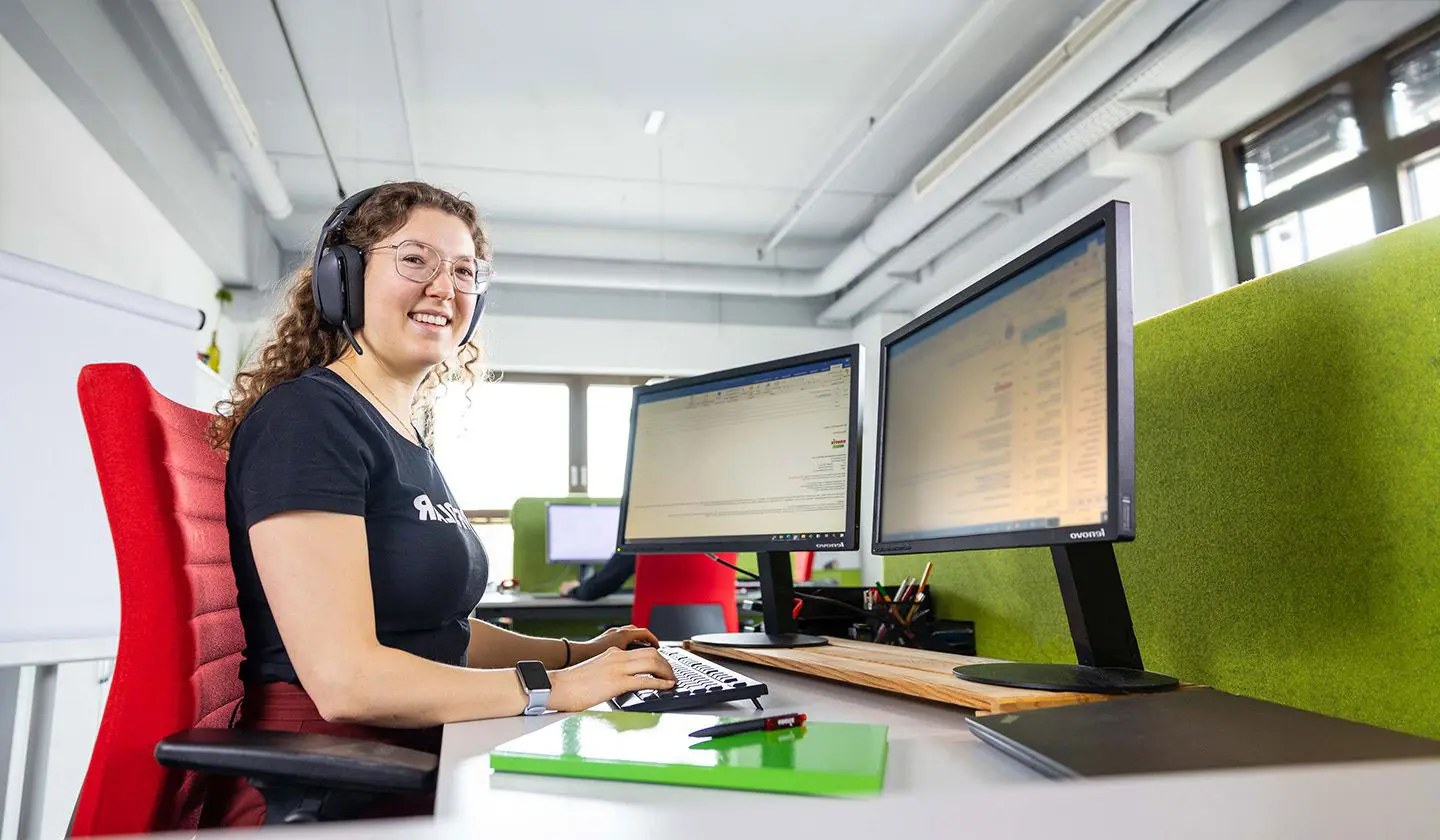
[
  {"xmin": 691, "ymin": 551, "xmax": 828, "ymax": 649},
  {"xmin": 953, "ymin": 543, "xmax": 1178, "ymax": 694}
]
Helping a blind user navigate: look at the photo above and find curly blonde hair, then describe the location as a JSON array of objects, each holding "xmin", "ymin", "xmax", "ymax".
[{"xmin": 209, "ymin": 181, "xmax": 490, "ymax": 451}]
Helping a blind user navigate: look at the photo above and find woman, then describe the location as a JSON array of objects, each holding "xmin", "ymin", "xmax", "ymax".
[{"xmin": 204, "ymin": 182, "xmax": 675, "ymax": 825}]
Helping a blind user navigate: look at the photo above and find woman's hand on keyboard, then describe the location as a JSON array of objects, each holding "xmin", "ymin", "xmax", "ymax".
[
  {"xmin": 548, "ymin": 647, "xmax": 677, "ymax": 712},
  {"xmin": 574, "ymin": 625, "xmax": 661, "ymax": 662}
]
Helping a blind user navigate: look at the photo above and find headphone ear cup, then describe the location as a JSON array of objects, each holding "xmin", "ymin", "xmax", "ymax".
[
  {"xmin": 312, "ymin": 247, "xmax": 346, "ymax": 328},
  {"xmin": 333, "ymin": 243, "xmax": 366, "ymax": 330}
]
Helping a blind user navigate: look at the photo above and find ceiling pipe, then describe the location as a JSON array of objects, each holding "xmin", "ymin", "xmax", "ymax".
[
  {"xmin": 806, "ymin": 0, "xmax": 1156, "ymax": 313},
  {"xmin": 151, "ymin": 0, "xmax": 293, "ymax": 219},
  {"xmin": 823, "ymin": 0, "xmax": 1343, "ymax": 323},
  {"xmin": 756, "ymin": 0, "xmax": 1010, "ymax": 260},
  {"xmin": 495, "ymin": 255, "xmax": 829, "ymax": 298}
]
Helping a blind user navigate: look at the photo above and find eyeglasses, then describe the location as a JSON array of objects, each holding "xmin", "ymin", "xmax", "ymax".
[{"xmin": 366, "ymin": 240, "xmax": 491, "ymax": 295}]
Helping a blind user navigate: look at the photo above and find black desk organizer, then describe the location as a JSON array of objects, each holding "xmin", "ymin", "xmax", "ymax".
[{"xmin": 788, "ymin": 585, "xmax": 975, "ymax": 655}]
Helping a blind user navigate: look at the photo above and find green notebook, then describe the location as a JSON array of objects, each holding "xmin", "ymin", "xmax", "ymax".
[{"xmin": 488, "ymin": 712, "xmax": 889, "ymax": 796}]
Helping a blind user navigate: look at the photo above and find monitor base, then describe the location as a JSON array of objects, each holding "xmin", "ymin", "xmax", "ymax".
[
  {"xmin": 954, "ymin": 662, "xmax": 1179, "ymax": 694},
  {"xmin": 691, "ymin": 631, "xmax": 829, "ymax": 649}
]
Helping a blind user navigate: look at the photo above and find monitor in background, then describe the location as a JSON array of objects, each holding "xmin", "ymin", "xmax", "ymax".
[
  {"xmin": 545, "ymin": 502, "xmax": 621, "ymax": 566},
  {"xmin": 873, "ymin": 200, "xmax": 1177, "ymax": 694},
  {"xmin": 618, "ymin": 344, "xmax": 862, "ymax": 649}
]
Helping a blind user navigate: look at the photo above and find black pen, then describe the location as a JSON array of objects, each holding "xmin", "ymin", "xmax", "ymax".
[{"xmin": 689, "ymin": 713, "xmax": 807, "ymax": 739}]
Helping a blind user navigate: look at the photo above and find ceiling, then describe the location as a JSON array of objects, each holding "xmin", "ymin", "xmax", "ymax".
[
  {"xmin": 17, "ymin": 0, "xmax": 1431, "ymax": 327},
  {"xmin": 192, "ymin": 0, "xmax": 1103, "ymax": 270}
]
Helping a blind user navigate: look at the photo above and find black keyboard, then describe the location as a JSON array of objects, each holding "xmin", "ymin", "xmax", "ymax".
[{"xmin": 610, "ymin": 647, "xmax": 767, "ymax": 713}]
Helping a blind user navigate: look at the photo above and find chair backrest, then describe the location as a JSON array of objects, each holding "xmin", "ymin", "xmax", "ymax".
[
  {"xmin": 792, "ymin": 551, "xmax": 814, "ymax": 583},
  {"xmin": 632, "ymin": 554, "xmax": 739, "ymax": 636},
  {"xmin": 72, "ymin": 364, "xmax": 243, "ymax": 835}
]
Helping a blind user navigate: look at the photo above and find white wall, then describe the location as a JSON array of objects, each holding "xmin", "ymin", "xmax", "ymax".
[
  {"xmin": 918, "ymin": 141, "xmax": 1236, "ymax": 324},
  {"xmin": 850, "ymin": 312, "xmax": 910, "ymax": 584},
  {"xmin": 481, "ymin": 313, "xmax": 851, "ymax": 376},
  {"xmin": 0, "ymin": 31, "xmax": 245, "ymax": 402},
  {"xmin": 0, "ymin": 31, "xmax": 231, "ymax": 838},
  {"xmin": 1098, "ymin": 142, "xmax": 1238, "ymax": 320}
]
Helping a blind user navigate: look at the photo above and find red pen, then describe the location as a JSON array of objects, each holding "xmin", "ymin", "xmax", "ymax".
[{"xmin": 688, "ymin": 713, "xmax": 807, "ymax": 739}]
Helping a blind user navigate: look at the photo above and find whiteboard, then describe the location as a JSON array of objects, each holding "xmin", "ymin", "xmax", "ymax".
[{"xmin": 0, "ymin": 251, "xmax": 202, "ymax": 645}]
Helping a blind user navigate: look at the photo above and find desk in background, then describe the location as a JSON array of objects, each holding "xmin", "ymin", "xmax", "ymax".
[
  {"xmin": 474, "ymin": 592, "xmax": 761, "ymax": 625},
  {"xmin": 472, "ymin": 593, "xmax": 636, "ymax": 624}
]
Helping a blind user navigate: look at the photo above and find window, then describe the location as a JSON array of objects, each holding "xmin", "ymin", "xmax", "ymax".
[
  {"xmin": 1223, "ymin": 15, "xmax": 1440, "ymax": 281},
  {"xmin": 1402, "ymin": 149, "xmax": 1440, "ymax": 221},
  {"xmin": 585, "ymin": 384, "xmax": 635, "ymax": 498},
  {"xmin": 431, "ymin": 372, "xmax": 652, "ymax": 581},
  {"xmin": 1251, "ymin": 187, "xmax": 1375, "ymax": 276},
  {"xmin": 1240, "ymin": 91, "xmax": 1363, "ymax": 208},
  {"xmin": 433, "ymin": 380, "xmax": 571, "ymax": 511}
]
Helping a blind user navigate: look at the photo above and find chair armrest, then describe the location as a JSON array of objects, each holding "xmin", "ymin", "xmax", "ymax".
[{"xmin": 155, "ymin": 728, "xmax": 437, "ymax": 795}]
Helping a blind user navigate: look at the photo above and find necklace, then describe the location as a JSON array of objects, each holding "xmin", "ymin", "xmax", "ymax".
[{"xmin": 339, "ymin": 359, "xmax": 420, "ymax": 445}]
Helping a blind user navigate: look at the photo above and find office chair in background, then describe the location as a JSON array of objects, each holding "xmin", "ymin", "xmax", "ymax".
[
  {"xmin": 72, "ymin": 363, "xmax": 435, "ymax": 833},
  {"xmin": 632, "ymin": 554, "xmax": 739, "ymax": 641}
]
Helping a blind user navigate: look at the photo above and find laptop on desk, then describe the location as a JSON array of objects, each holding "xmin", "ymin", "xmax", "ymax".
[{"xmin": 968, "ymin": 688, "xmax": 1440, "ymax": 779}]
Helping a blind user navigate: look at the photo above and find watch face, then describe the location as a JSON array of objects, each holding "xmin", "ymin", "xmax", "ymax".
[{"xmin": 516, "ymin": 660, "xmax": 550, "ymax": 691}]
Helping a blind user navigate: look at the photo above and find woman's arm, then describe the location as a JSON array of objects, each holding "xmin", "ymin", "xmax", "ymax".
[
  {"xmin": 250, "ymin": 511, "xmax": 673, "ymax": 727},
  {"xmin": 567, "ymin": 554, "xmax": 636, "ymax": 601},
  {"xmin": 465, "ymin": 618, "xmax": 659, "ymax": 671},
  {"xmin": 465, "ymin": 620, "xmax": 568, "ymax": 670}
]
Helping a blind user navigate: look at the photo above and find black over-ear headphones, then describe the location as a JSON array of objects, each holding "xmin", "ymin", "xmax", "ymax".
[{"xmin": 312, "ymin": 186, "xmax": 486, "ymax": 356}]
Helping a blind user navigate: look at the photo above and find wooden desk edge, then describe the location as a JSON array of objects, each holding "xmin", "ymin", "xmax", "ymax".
[{"xmin": 685, "ymin": 638, "xmax": 1143, "ymax": 714}]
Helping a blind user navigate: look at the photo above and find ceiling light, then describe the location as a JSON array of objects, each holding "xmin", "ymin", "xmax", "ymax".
[{"xmin": 643, "ymin": 110, "xmax": 666, "ymax": 134}]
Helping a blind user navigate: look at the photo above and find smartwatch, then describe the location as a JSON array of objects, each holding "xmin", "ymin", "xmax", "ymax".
[{"xmin": 514, "ymin": 660, "xmax": 551, "ymax": 716}]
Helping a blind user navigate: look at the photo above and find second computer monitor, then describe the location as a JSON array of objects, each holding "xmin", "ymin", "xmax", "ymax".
[
  {"xmin": 617, "ymin": 345, "xmax": 861, "ymax": 554},
  {"xmin": 545, "ymin": 502, "xmax": 621, "ymax": 565},
  {"xmin": 617, "ymin": 344, "xmax": 862, "ymax": 649},
  {"xmin": 874, "ymin": 203, "xmax": 1133, "ymax": 552}
]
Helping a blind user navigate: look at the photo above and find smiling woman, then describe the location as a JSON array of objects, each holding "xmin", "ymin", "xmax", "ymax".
[{"xmin": 199, "ymin": 182, "xmax": 678, "ymax": 826}]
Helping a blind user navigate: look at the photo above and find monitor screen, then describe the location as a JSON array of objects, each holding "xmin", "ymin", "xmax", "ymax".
[
  {"xmin": 618, "ymin": 345, "xmax": 861, "ymax": 553},
  {"xmin": 874, "ymin": 202, "xmax": 1133, "ymax": 553},
  {"xmin": 545, "ymin": 503, "xmax": 621, "ymax": 564}
]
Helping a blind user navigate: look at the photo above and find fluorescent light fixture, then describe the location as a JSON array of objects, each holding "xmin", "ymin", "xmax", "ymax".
[{"xmin": 643, "ymin": 110, "xmax": 666, "ymax": 134}]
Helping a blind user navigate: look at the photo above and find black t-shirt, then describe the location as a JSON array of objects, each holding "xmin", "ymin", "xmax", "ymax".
[{"xmin": 226, "ymin": 367, "xmax": 488, "ymax": 684}]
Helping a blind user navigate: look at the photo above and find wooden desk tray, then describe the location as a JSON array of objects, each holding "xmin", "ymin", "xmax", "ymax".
[{"xmin": 684, "ymin": 637, "xmax": 1120, "ymax": 715}]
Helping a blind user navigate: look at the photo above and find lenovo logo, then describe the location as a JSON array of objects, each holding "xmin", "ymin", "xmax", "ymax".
[
  {"xmin": 1069, "ymin": 529, "xmax": 1106, "ymax": 540},
  {"xmin": 815, "ymin": 542, "xmax": 846, "ymax": 549}
]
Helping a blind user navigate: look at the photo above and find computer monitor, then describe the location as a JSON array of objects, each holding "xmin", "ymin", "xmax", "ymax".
[
  {"xmin": 545, "ymin": 502, "xmax": 621, "ymax": 565},
  {"xmin": 617, "ymin": 344, "xmax": 862, "ymax": 649},
  {"xmin": 873, "ymin": 200, "xmax": 1176, "ymax": 693}
]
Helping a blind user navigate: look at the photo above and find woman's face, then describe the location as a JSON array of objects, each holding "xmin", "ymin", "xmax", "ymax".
[{"xmin": 358, "ymin": 207, "xmax": 479, "ymax": 373}]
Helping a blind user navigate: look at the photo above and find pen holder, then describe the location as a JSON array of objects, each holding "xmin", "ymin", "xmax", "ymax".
[{"xmin": 849, "ymin": 589, "xmax": 934, "ymax": 647}]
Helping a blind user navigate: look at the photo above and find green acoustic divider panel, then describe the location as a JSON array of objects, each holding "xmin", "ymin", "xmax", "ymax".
[
  {"xmin": 510, "ymin": 496, "xmax": 621, "ymax": 593},
  {"xmin": 887, "ymin": 219, "xmax": 1440, "ymax": 739}
]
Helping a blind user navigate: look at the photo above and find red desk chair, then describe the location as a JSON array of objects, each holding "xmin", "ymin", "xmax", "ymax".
[
  {"xmin": 632, "ymin": 554, "xmax": 739, "ymax": 640},
  {"xmin": 792, "ymin": 551, "xmax": 814, "ymax": 583},
  {"xmin": 72, "ymin": 363, "xmax": 434, "ymax": 834}
]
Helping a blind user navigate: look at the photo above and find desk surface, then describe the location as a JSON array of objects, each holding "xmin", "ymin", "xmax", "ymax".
[
  {"xmin": 437, "ymin": 660, "xmax": 1037, "ymax": 815},
  {"xmin": 437, "ymin": 662, "xmax": 1440, "ymax": 839}
]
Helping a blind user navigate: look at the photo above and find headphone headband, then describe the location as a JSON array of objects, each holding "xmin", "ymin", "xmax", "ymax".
[
  {"xmin": 311, "ymin": 185, "xmax": 485, "ymax": 355},
  {"xmin": 312, "ymin": 187, "xmax": 379, "ymax": 287}
]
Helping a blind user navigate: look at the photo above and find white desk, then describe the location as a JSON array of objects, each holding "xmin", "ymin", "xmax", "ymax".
[
  {"xmin": 436, "ymin": 663, "xmax": 1038, "ymax": 817},
  {"xmin": 89, "ymin": 661, "xmax": 1440, "ymax": 839},
  {"xmin": 435, "ymin": 663, "xmax": 1440, "ymax": 839}
]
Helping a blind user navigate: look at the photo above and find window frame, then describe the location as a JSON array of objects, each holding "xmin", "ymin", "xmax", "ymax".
[
  {"xmin": 457, "ymin": 371, "xmax": 654, "ymax": 522},
  {"xmin": 1222, "ymin": 14, "xmax": 1440, "ymax": 281}
]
